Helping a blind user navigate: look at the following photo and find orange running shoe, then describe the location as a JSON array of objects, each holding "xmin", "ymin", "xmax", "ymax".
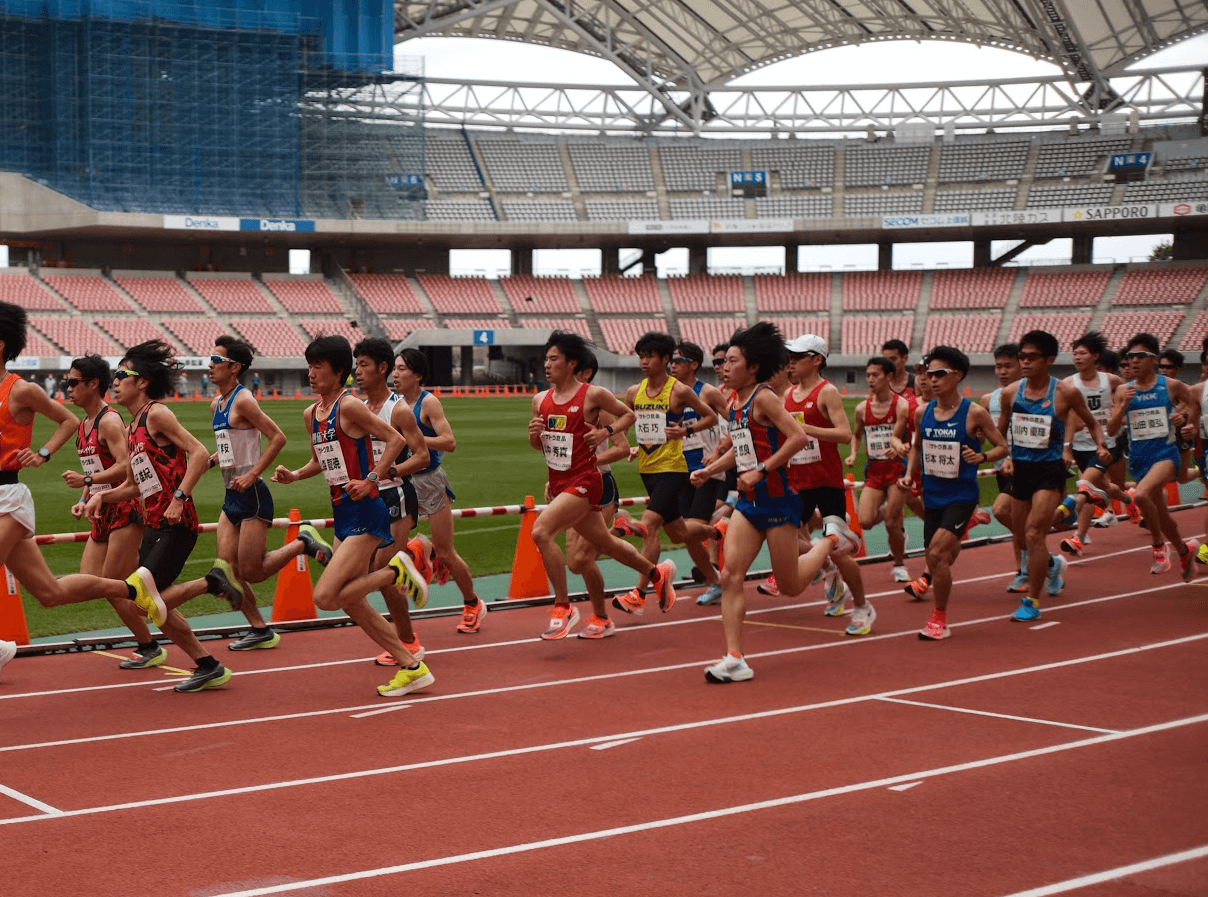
[
  {"xmin": 456, "ymin": 596, "xmax": 487, "ymax": 633},
  {"xmin": 406, "ymin": 535, "xmax": 434, "ymax": 585},
  {"xmin": 652, "ymin": 559, "xmax": 677, "ymax": 613},
  {"xmin": 713, "ymin": 518, "xmax": 728, "ymax": 570},
  {"xmin": 431, "ymin": 556, "xmax": 451, "ymax": 586},
  {"xmin": 577, "ymin": 615, "xmax": 616, "ymax": 639},
  {"xmin": 541, "ymin": 604, "xmax": 580, "ymax": 640},
  {"xmin": 374, "ymin": 634, "xmax": 425, "ymax": 666},
  {"xmin": 611, "ymin": 587, "xmax": 645, "ymax": 616}
]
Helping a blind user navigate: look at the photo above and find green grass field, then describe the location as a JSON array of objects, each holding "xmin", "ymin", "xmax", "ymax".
[{"xmin": 19, "ymin": 394, "xmax": 1006, "ymax": 638}]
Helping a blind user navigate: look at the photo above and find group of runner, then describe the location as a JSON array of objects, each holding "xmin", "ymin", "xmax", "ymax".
[{"xmin": 0, "ymin": 296, "xmax": 1202, "ymax": 690}]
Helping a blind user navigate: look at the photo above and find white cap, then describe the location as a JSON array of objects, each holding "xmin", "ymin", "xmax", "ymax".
[{"xmin": 784, "ymin": 334, "xmax": 828, "ymax": 357}]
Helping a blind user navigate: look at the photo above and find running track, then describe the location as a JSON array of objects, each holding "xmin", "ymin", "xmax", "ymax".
[{"xmin": 2, "ymin": 509, "xmax": 1206, "ymax": 897}]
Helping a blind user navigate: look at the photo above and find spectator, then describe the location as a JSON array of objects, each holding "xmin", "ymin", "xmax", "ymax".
[
  {"xmin": 43, "ymin": 373, "xmax": 56, "ymax": 398},
  {"xmin": 200, "ymin": 373, "xmax": 209, "ymax": 397}
]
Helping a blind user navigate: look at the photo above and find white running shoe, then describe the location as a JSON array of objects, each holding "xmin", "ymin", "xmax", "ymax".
[
  {"xmin": 845, "ymin": 600, "xmax": 876, "ymax": 636},
  {"xmin": 822, "ymin": 515, "xmax": 862, "ymax": 554},
  {"xmin": 891, "ymin": 565, "xmax": 911, "ymax": 583},
  {"xmin": 704, "ymin": 654, "xmax": 754, "ymax": 683},
  {"xmin": 0, "ymin": 639, "xmax": 15, "ymax": 678}
]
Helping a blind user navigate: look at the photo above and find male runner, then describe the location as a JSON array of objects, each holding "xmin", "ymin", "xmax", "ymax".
[
  {"xmin": 997, "ymin": 330, "xmax": 1112, "ymax": 622},
  {"xmin": 882, "ymin": 339, "xmax": 916, "ymax": 400},
  {"xmin": 981, "ymin": 344, "xmax": 1027, "ymax": 591},
  {"xmin": 530, "ymin": 332, "xmax": 676, "ymax": 639},
  {"xmin": 271, "ymin": 335, "xmax": 434, "ymax": 697}
]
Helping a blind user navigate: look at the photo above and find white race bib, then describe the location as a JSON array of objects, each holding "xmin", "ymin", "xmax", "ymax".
[
  {"xmin": 865, "ymin": 423, "xmax": 894, "ymax": 461},
  {"xmin": 1011, "ymin": 413, "xmax": 1052, "ymax": 450},
  {"xmin": 1129, "ymin": 406, "xmax": 1169, "ymax": 441},
  {"xmin": 314, "ymin": 440, "xmax": 350, "ymax": 487},
  {"xmin": 214, "ymin": 429, "xmax": 235, "ymax": 469},
  {"xmin": 682, "ymin": 425, "xmax": 704, "ymax": 452},
  {"xmin": 635, "ymin": 410, "xmax": 666, "ymax": 446},
  {"xmin": 130, "ymin": 450, "xmax": 163, "ymax": 499},
  {"xmin": 922, "ymin": 439, "xmax": 960, "ymax": 479},
  {"xmin": 787, "ymin": 411, "xmax": 821, "ymax": 466},
  {"xmin": 541, "ymin": 430, "xmax": 573, "ymax": 472},
  {"xmin": 79, "ymin": 453, "xmax": 112, "ymax": 494},
  {"xmin": 730, "ymin": 426, "xmax": 758, "ymax": 473}
]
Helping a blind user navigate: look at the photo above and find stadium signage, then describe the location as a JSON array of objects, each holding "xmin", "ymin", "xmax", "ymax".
[
  {"xmin": 710, "ymin": 218, "xmax": 794, "ymax": 233},
  {"xmin": 1162, "ymin": 201, "xmax": 1208, "ymax": 218},
  {"xmin": 628, "ymin": 220, "xmax": 709, "ymax": 235},
  {"xmin": 882, "ymin": 213, "xmax": 970, "ymax": 229},
  {"xmin": 163, "ymin": 215, "xmax": 241, "ymax": 232},
  {"xmin": 972, "ymin": 209, "xmax": 1061, "ymax": 226},
  {"xmin": 1108, "ymin": 153, "xmax": 1151, "ymax": 170},
  {"xmin": 1064, "ymin": 204, "xmax": 1156, "ymax": 222},
  {"xmin": 240, "ymin": 218, "xmax": 316, "ymax": 233}
]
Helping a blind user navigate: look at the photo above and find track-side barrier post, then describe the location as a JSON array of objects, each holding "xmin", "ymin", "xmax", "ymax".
[
  {"xmin": 0, "ymin": 564, "xmax": 29, "ymax": 645},
  {"xmin": 270, "ymin": 508, "xmax": 317, "ymax": 622},
  {"xmin": 507, "ymin": 495, "xmax": 550, "ymax": 599}
]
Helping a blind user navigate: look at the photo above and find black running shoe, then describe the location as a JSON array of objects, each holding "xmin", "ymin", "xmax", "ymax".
[
  {"xmin": 297, "ymin": 524, "xmax": 333, "ymax": 565},
  {"xmin": 228, "ymin": 630, "xmax": 281, "ymax": 651},
  {"xmin": 118, "ymin": 645, "xmax": 168, "ymax": 669},
  {"xmin": 205, "ymin": 559, "xmax": 243, "ymax": 611},
  {"xmin": 174, "ymin": 663, "xmax": 232, "ymax": 693}
]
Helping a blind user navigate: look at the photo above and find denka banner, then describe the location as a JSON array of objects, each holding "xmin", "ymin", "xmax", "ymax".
[{"xmin": 163, "ymin": 215, "xmax": 240, "ymax": 231}]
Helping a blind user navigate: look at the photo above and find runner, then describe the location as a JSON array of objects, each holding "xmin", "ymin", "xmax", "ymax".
[
  {"xmin": 530, "ymin": 332, "xmax": 676, "ymax": 639},
  {"xmin": 690, "ymin": 323, "xmax": 862, "ymax": 683},
  {"xmin": 980, "ymin": 344, "xmax": 1028, "ymax": 592},
  {"xmin": 59, "ymin": 354, "xmax": 155, "ymax": 663},
  {"xmin": 614, "ymin": 331, "xmax": 720, "ymax": 616},
  {"xmin": 882, "ymin": 339, "xmax": 916, "ymax": 400},
  {"xmin": 393, "ymin": 347, "xmax": 486, "ymax": 634},
  {"xmin": 845, "ymin": 356, "xmax": 910, "ymax": 581},
  {"xmin": 997, "ymin": 330, "xmax": 1113, "ymax": 622},
  {"xmin": 271, "ymin": 335, "xmax": 434, "ymax": 697},
  {"xmin": 904, "ymin": 346, "xmax": 1009, "ymax": 640},
  {"xmin": 1106, "ymin": 332, "xmax": 1197, "ymax": 581}
]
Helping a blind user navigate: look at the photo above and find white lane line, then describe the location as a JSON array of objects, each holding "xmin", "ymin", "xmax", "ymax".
[
  {"xmin": 1030, "ymin": 622, "xmax": 1061, "ymax": 630},
  {"xmin": 0, "ymin": 783, "xmax": 61, "ymax": 816},
  {"xmin": 185, "ymin": 713, "xmax": 1208, "ymax": 897},
  {"xmin": 590, "ymin": 738, "xmax": 642, "ymax": 751},
  {"xmin": 876, "ymin": 697, "xmax": 1119, "ymax": 734},
  {"xmin": 2, "ymin": 639, "xmax": 1204, "ymax": 826},
  {"xmin": 350, "ymin": 706, "xmax": 411, "ymax": 719},
  {"xmin": 4, "ymin": 618, "xmax": 1206, "ymax": 756},
  {"xmin": 995, "ymin": 844, "xmax": 1208, "ymax": 897},
  {"xmin": 887, "ymin": 782, "xmax": 922, "ymax": 792}
]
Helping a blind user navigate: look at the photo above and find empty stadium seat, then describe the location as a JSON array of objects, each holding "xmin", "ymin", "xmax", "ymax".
[
  {"xmin": 765, "ymin": 317, "xmax": 830, "ymax": 347},
  {"xmin": 568, "ymin": 142, "xmax": 655, "ymax": 192},
  {"xmin": 1017, "ymin": 269, "xmax": 1111, "ymax": 308},
  {"xmin": 499, "ymin": 275, "xmax": 581, "ymax": 314},
  {"xmin": 921, "ymin": 314, "xmax": 1001, "ymax": 354},
  {"xmin": 416, "ymin": 275, "xmax": 504, "ymax": 315},
  {"xmin": 114, "ymin": 275, "xmax": 206, "ymax": 314},
  {"xmin": 0, "ymin": 270, "xmax": 64, "ymax": 311},
  {"xmin": 667, "ymin": 274, "xmax": 744, "ymax": 313},
  {"xmin": 230, "ymin": 319, "xmax": 309, "ymax": 356},
  {"xmin": 1099, "ymin": 310, "xmax": 1183, "ymax": 349},
  {"xmin": 678, "ymin": 317, "xmax": 748, "ymax": 352},
  {"xmin": 841, "ymin": 270, "xmax": 922, "ymax": 311},
  {"xmin": 263, "ymin": 278, "xmax": 345, "ymax": 315},
  {"xmin": 753, "ymin": 273, "xmax": 830, "ymax": 312},
  {"xmin": 187, "ymin": 276, "xmax": 276, "ymax": 314},
  {"xmin": 517, "ymin": 318, "xmax": 592, "ymax": 339},
  {"xmin": 929, "ymin": 268, "xmax": 1016, "ymax": 310},
  {"xmin": 95, "ymin": 317, "xmax": 182, "ymax": 353},
  {"xmin": 350, "ymin": 274, "xmax": 426, "ymax": 316},
  {"xmin": 440, "ymin": 318, "xmax": 513, "ymax": 330},
  {"xmin": 1111, "ymin": 266, "xmax": 1208, "ymax": 306},
  {"xmin": 40, "ymin": 274, "xmax": 133, "ymax": 313},
  {"xmin": 1179, "ymin": 311, "xmax": 1208, "ymax": 351},
  {"xmin": 1007, "ymin": 313, "xmax": 1093, "ymax": 346},
  {"xmin": 841, "ymin": 316, "xmax": 915, "ymax": 357},
  {"xmin": 598, "ymin": 318, "xmax": 668, "ymax": 354},
  {"xmin": 163, "ymin": 318, "xmax": 227, "ymax": 355},
  {"xmin": 29, "ymin": 316, "xmax": 121, "ymax": 355},
  {"xmin": 380, "ymin": 319, "xmax": 438, "ymax": 342},
  {"xmin": 581, "ymin": 275, "xmax": 663, "ymax": 314}
]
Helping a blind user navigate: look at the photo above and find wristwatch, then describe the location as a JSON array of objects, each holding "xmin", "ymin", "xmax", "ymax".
[
  {"xmin": 172, "ymin": 488, "xmax": 191, "ymax": 501},
  {"xmin": 37, "ymin": 447, "xmax": 51, "ymax": 460},
  {"xmin": 386, "ymin": 465, "xmax": 397, "ymax": 480},
  {"xmin": 366, "ymin": 471, "xmax": 380, "ymax": 483},
  {"xmin": 755, "ymin": 461, "xmax": 767, "ymax": 474},
  {"xmin": 84, "ymin": 475, "xmax": 93, "ymax": 488}
]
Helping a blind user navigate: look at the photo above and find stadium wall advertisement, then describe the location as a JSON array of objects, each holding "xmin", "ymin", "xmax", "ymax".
[{"xmin": 163, "ymin": 216, "xmax": 316, "ymax": 232}]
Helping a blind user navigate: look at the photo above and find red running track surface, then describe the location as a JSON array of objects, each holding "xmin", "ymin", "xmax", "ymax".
[{"xmin": 2, "ymin": 508, "xmax": 1207, "ymax": 897}]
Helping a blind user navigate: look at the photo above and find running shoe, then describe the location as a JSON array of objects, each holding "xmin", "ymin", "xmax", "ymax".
[
  {"xmin": 970, "ymin": 507, "xmax": 992, "ymax": 527},
  {"xmin": 1151, "ymin": 545, "xmax": 1171, "ymax": 574},
  {"xmin": 612, "ymin": 587, "xmax": 645, "ymax": 616},
  {"xmin": 756, "ymin": 575, "xmax": 779, "ymax": 596},
  {"xmin": 456, "ymin": 597, "xmax": 487, "ymax": 634},
  {"xmin": 431, "ymin": 556, "xmax": 452, "ymax": 586},
  {"xmin": 1006, "ymin": 571, "xmax": 1030, "ymax": 593},
  {"xmin": 891, "ymin": 565, "xmax": 910, "ymax": 583},
  {"xmin": 119, "ymin": 644, "xmax": 168, "ymax": 669},
  {"xmin": 374, "ymin": 634, "xmax": 425, "ymax": 665},
  {"xmin": 1011, "ymin": 598, "xmax": 1041, "ymax": 622},
  {"xmin": 388, "ymin": 550, "xmax": 429, "ymax": 609},
  {"xmin": 297, "ymin": 524, "xmax": 333, "ymax": 566},
  {"xmin": 1126, "ymin": 489, "xmax": 1142, "ymax": 524},
  {"xmin": 205, "ymin": 559, "xmax": 243, "ymax": 611},
  {"xmin": 845, "ymin": 600, "xmax": 876, "ymax": 636},
  {"xmin": 0, "ymin": 639, "xmax": 14, "ymax": 677},
  {"xmin": 1077, "ymin": 479, "xmax": 1108, "ymax": 508},
  {"xmin": 1197, "ymin": 542, "xmax": 1208, "ymax": 566},
  {"xmin": 1181, "ymin": 540, "xmax": 1198, "ymax": 583},
  {"xmin": 1055, "ymin": 496, "xmax": 1078, "ymax": 525},
  {"xmin": 713, "ymin": 518, "xmax": 728, "ymax": 570},
  {"xmin": 904, "ymin": 573, "xmax": 931, "ymax": 601},
  {"xmin": 653, "ymin": 560, "xmax": 677, "ymax": 613},
  {"xmin": 126, "ymin": 566, "xmax": 167, "ymax": 627},
  {"xmin": 696, "ymin": 583, "xmax": 723, "ymax": 605},
  {"xmin": 1059, "ymin": 534, "xmax": 1084, "ymax": 557},
  {"xmin": 406, "ymin": 535, "xmax": 435, "ymax": 589},
  {"xmin": 824, "ymin": 577, "xmax": 849, "ymax": 617},
  {"xmin": 1091, "ymin": 510, "xmax": 1118, "ymax": 528},
  {"xmin": 174, "ymin": 663, "xmax": 232, "ymax": 693},
  {"xmin": 704, "ymin": 654, "xmax": 754, "ymax": 683},
  {"xmin": 377, "ymin": 661, "xmax": 435, "ymax": 697},
  {"xmin": 611, "ymin": 509, "xmax": 648, "ymax": 538},
  {"xmin": 1046, "ymin": 554, "xmax": 1067, "ymax": 596},
  {"xmin": 229, "ymin": 630, "xmax": 281, "ymax": 651},
  {"xmin": 822, "ymin": 514, "xmax": 861, "ymax": 554},
  {"xmin": 577, "ymin": 616, "xmax": 617, "ymax": 639},
  {"xmin": 541, "ymin": 604, "xmax": 581, "ymax": 640},
  {"xmin": 918, "ymin": 616, "xmax": 951, "ymax": 641}
]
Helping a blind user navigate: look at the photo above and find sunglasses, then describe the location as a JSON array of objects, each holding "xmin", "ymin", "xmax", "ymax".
[
  {"xmin": 712, "ymin": 358, "xmax": 726, "ymax": 366},
  {"xmin": 1124, "ymin": 351, "xmax": 1157, "ymax": 360},
  {"xmin": 210, "ymin": 354, "xmax": 232, "ymax": 364},
  {"xmin": 1016, "ymin": 351, "xmax": 1045, "ymax": 362},
  {"xmin": 113, "ymin": 368, "xmax": 139, "ymax": 382},
  {"xmin": 62, "ymin": 377, "xmax": 82, "ymax": 389},
  {"xmin": 671, "ymin": 356, "xmax": 693, "ymax": 364},
  {"xmin": 1158, "ymin": 362, "xmax": 1178, "ymax": 369},
  {"xmin": 926, "ymin": 368, "xmax": 956, "ymax": 379}
]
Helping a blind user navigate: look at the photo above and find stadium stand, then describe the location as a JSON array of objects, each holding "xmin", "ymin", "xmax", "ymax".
[
  {"xmin": 501, "ymin": 199, "xmax": 578, "ymax": 222},
  {"xmin": 843, "ymin": 192, "xmax": 924, "ymax": 216},
  {"xmin": 1121, "ymin": 177, "xmax": 1208, "ymax": 203},
  {"xmin": 842, "ymin": 316, "xmax": 914, "ymax": 357},
  {"xmin": 516, "ymin": 317, "xmax": 592, "ymax": 339},
  {"xmin": 580, "ymin": 274, "xmax": 663, "ymax": 314},
  {"xmin": 669, "ymin": 197, "xmax": 746, "ymax": 220},
  {"xmin": 299, "ymin": 319, "xmax": 366, "ymax": 344},
  {"xmin": 937, "ymin": 140, "xmax": 1030, "ymax": 183},
  {"xmin": 21, "ymin": 328, "xmax": 59, "ymax": 357},
  {"xmin": 262, "ymin": 277, "xmax": 345, "ymax": 315},
  {"xmin": 1026, "ymin": 184, "xmax": 1114, "ymax": 208},
  {"xmin": 1162, "ymin": 156, "xmax": 1207, "ymax": 175},
  {"xmin": 163, "ymin": 318, "xmax": 228, "ymax": 355},
  {"xmin": 230, "ymin": 319, "xmax": 309, "ymax": 356},
  {"xmin": 40, "ymin": 273, "xmax": 133, "ymax": 313},
  {"xmin": 750, "ymin": 144, "xmax": 835, "ymax": 188},
  {"xmin": 416, "ymin": 274, "xmax": 505, "ymax": 315},
  {"xmin": 1110, "ymin": 266, "xmax": 1208, "ymax": 305},
  {"xmin": 440, "ymin": 318, "xmax": 513, "ymax": 330},
  {"xmin": 598, "ymin": 317, "xmax": 668, "ymax": 354},
  {"xmin": 29, "ymin": 316, "xmax": 121, "ymax": 355},
  {"xmin": 753, "ymin": 272, "xmax": 831, "ymax": 312},
  {"xmin": 477, "ymin": 139, "xmax": 568, "ymax": 192},
  {"xmin": 1008, "ymin": 312, "xmax": 1093, "ymax": 345},
  {"xmin": 765, "ymin": 317, "xmax": 830, "ymax": 346},
  {"xmin": 1099, "ymin": 310, "xmax": 1184, "ymax": 349},
  {"xmin": 753, "ymin": 196, "xmax": 833, "ymax": 218},
  {"xmin": 921, "ymin": 314, "xmax": 1001, "ymax": 354},
  {"xmin": 678, "ymin": 316, "xmax": 749, "ymax": 351},
  {"xmin": 929, "ymin": 268, "xmax": 1016, "ymax": 310},
  {"xmin": 666, "ymin": 274, "xmax": 745, "ymax": 312},
  {"xmin": 423, "ymin": 199, "xmax": 497, "ymax": 221},
  {"xmin": 113, "ymin": 275, "xmax": 207, "ymax": 314},
  {"xmin": 349, "ymin": 274, "xmax": 426, "ymax": 316},
  {"xmin": 658, "ymin": 144, "xmax": 743, "ymax": 191},
  {"xmin": 584, "ymin": 199, "xmax": 660, "ymax": 221},
  {"xmin": 95, "ymin": 317, "xmax": 184, "ymax": 353},
  {"xmin": 932, "ymin": 189, "xmax": 1017, "ymax": 212},
  {"xmin": 844, "ymin": 145, "xmax": 930, "ymax": 187},
  {"xmin": 499, "ymin": 275, "xmax": 581, "ymax": 315},
  {"xmin": 187, "ymin": 275, "xmax": 276, "ymax": 314},
  {"xmin": 425, "ymin": 135, "xmax": 484, "ymax": 193},
  {"xmin": 1178, "ymin": 311, "xmax": 1208, "ymax": 351},
  {"xmin": 841, "ymin": 270, "xmax": 923, "ymax": 311},
  {"xmin": 380, "ymin": 318, "xmax": 438, "ymax": 342},
  {"xmin": 0, "ymin": 270, "xmax": 64, "ymax": 311},
  {"xmin": 1032, "ymin": 138, "xmax": 1133, "ymax": 179},
  {"xmin": 568, "ymin": 143, "xmax": 655, "ymax": 192},
  {"xmin": 1017, "ymin": 268, "xmax": 1112, "ymax": 308}
]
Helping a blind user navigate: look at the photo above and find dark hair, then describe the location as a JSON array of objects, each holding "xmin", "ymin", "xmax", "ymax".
[
  {"xmin": 1126, "ymin": 332, "xmax": 1161, "ymax": 356},
  {"xmin": 1099, "ymin": 349, "xmax": 1120, "ymax": 373},
  {"xmin": 676, "ymin": 341, "xmax": 704, "ymax": 366},
  {"xmin": 71, "ymin": 354, "xmax": 110, "ymax": 393},
  {"xmin": 635, "ymin": 331, "xmax": 676, "ymax": 358},
  {"xmin": 544, "ymin": 330, "xmax": 594, "ymax": 374},
  {"xmin": 305, "ymin": 335, "xmax": 353, "ymax": 384},
  {"xmin": 0, "ymin": 301, "xmax": 28, "ymax": 363},
  {"xmin": 353, "ymin": 337, "xmax": 395, "ymax": 374},
  {"xmin": 924, "ymin": 345, "xmax": 970, "ymax": 379},
  {"xmin": 712, "ymin": 343, "xmax": 728, "ymax": 358},
  {"xmin": 1071, "ymin": 331, "xmax": 1107, "ymax": 357},
  {"xmin": 1161, "ymin": 348, "xmax": 1184, "ymax": 368},
  {"xmin": 122, "ymin": 339, "xmax": 179, "ymax": 400},
  {"xmin": 729, "ymin": 321, "xmax": 788, "ymax": 383},
  {"xmin": 865, "ymin": 356, "xmax": 894, "ymax": 377},
  {"xmin": 992, "ymin": 343, "xmax": 1020, "ymax": 360},
  {"xmin": 581, "ymin": 349, "xmax": 599, "ymax": 382},
  {"xmin": 215, "ymin": 335, "xmax": 255, "ymax": 381},
  {"xmin": 1019, "ymin": 330, "xmax": 1059, "ymax": 359},
  {"xmin": 398, "ymin": 347, "xmax": 429, "ymax": 384},
  {"xmin": 881, "ymin": 339, "xmax": 909, "ymax": 356}
]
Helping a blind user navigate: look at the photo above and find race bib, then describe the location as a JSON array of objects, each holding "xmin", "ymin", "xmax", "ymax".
[
  {"xmin": 130, "ymin": 450, "xmax": 163, "ymax": 499},
  {"xmin": 78, "ymin": 452, "xmax": 112, "ymax": 494},
  {"xmin": 214, "ymin": 428, "xmax": 235, "ymax": 469},
  {"xmin": 788, "ymin": 412, "xmax": 821, "ymax": 466},
  {"xmin": 922, "ymin": 439, "xmax": 960, "ymax": 479},
  {"xmin": 541, "ymin": 430, "xmax": 573, "ymax": 472},
  {"xmin": 730, "ymin": 426, "xmax": 758, "ymax": 473},
  {"xmin": 681, "ymin": 425, "xmax": 704, "ymax": 452},
  {"xmin": 635, "ymin": 410, "xmax": 666, "ymax": 446},
  {"xmin": 1011, "ymin": 413, "xmax": 1052, "ymax": 450},
  {"xmin": 313, "ymin": 440, "xmax": 350, "ymax": 487},
  {"xmin": 1129, "ymin": 406, "xmax": 1169, "ymax": 441},
  {"xmin": 865, "ymin": 424, "xmax": 894, "ymax": 461}
]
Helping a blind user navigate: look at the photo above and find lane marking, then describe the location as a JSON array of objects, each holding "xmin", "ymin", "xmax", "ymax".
[
  {"xmin": 590, "ymin": 738, "xmax": 642, "ymax": 751},
  {"xmin": 876, "ymin": 697, "xmax": 1118, "ymax": 734},
  {"xmin": 2, "ymin": 644, "xmax": 1204, "ymax": 825},
  {"xmin": 165, "ymin": 713, "xmax": 1208, "ymax": 897},
  {"xmin": 887, "ymin": 782, "xmax": 921, "ymax": 792},
  {"xmin": 350, "ymin": 706, "xmax": 411, "ymax": 719},
  {"xmin": 995, "ymin": 844, "xmax": 1208, "ymax": 897},
  {"xmin": 1030, "ymin": 622, "xmax": 1061, "ymax": 630},
  {"xmin": 0, "ymin": 783, "xmax": 61, "ymax": 816},
  {"xmin": 743, "ymin": 620, "xmax": 845, "ymax": 636},
  {"xmin": 86, "ymin": 649, "xmax": 193, "ymax": 676}
]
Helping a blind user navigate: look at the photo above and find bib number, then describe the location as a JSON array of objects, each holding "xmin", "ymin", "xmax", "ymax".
[
  {"xmin": 1129, "ymin": 406, "xmax": 1169, "ymax": 441},
  {"xmin": 635, "ymin": 410, "xmax": 666, "ymax": 446},
  {"xmin": 214, "ymin": 429, "xmax": 235, "ymax": 469},
  {"xmin": 681, "ymin": 425, "xmax": 704, "ymax": 452},
  {"xmin": 541, "ymin": 431, "xmax": 573, "ymax": 472},
  {"xmin": 865, "ymin": 424, "xmax": 894, "ymax": 461},
  {"xmin": 730, "ymin": 426, "xmax": 758, "ymax": 473},
  {"xmin": 79, "ymin": 453, "xmax": 112, "ymax": 495},
  {"xmin": 314, "ymin": 440, "xmax": 350, "ymax": 487},
  {"xmin": 922, "ymin": 439, "xmax": 960, "ymax": 479},
  {"xmin": 787, "ymin": 412, "xmax": 821, "ymax": 466},
  {"xmin": 1011, "ymin": 413, "xmax": 1052, "ymax": 450},
  {"xmin": 130, "ymin": 451, "xmax": 162, "ymax": 499}
]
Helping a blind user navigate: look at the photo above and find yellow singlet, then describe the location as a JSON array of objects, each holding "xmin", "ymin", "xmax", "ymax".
[{"xmin": 634, "ymin": 376, "xmax": 687, "ymax": 474}]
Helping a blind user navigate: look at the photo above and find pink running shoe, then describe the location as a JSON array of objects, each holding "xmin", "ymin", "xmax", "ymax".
[
  {"xmin": 1151, "ymin": 545, "xmax": 1170, "ymax": 574},
  {"xmin": 756, "ymin": 575, "xmax": 779, "ymax": 596}
]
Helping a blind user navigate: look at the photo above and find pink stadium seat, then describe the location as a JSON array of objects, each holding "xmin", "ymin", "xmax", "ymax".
[
  {"xmin": 441, "ymin": 318, "xmax": 513, "ymax": 330},
  {"xmin": 841, "ymin": 316, "xmax": 915, "ymax": 356},
  {"xmin": 517, "ymin": 318, "xmax": 592, "ymax": 339},
  {"xmin": 40, "ymin": 274, "xmax": 133, "ymax": 313},
  {"xmin": 380, "ymin": 319, "xmax": 438, "ymax": 341},
  {"xmin": 1179, "ymin": 311, "xmax": 1208, "ymax": 351},
  {"xmin": 667, "ymin": 274, "xmax": 744, "ymax": 313},
  {"xmin": 678, "ymin": 317, "xmax": 748, "ymax": 352},
  {"xmin": 300, "ymin": 319, "xmax": 367, "ymax": 345},
  {"xmin": 188, "ymin": 277, "xmax": 275, "ymax": 314},
  {"xmin": 1098, "ymin": 311, "xmax": 1183, "ymax": 349},
  {"xmin": 29, "ymin": 316, "xmax": 121, "ymax": 355},
  {"xmin": 115, "ymin": 276, "xmax": 206, "ymax": 314},
  {"xmin": 921, "ymin": 314, "xmax": 1001, "ymax": 354},
  {"xmin": 231, "ymin": 319, "xmax": 308, "ymax": 356},
  {"xmin": 263, "ymin": 278, "xmax": 345, "ymax": 315},
  {"xmin": 1017, "ymin": 269, "xmax": 1111, "ymax": 308},
  {"xmin": 1007, "ymin": 313, "xmax": 1093, "ymax": 346},
  {"xmin": 416, "ymin": 274, "xmax": 503, "ymax": 315},
  {"xmin": 929, "ymin": 269, "xmax": 1016, "ymax": 310},
  {"xmin": 350, "ymin": 275, "xmax": 426, "ymax": 316},
  {"xmin": 581, "ymin": 275, "xmax": 662, "ymax": 314},
  {"xmin": 753, "ymin": 273, "xmax": 830, "ymax": 312},
  {"xmin": 163, "ymin": 319, "xmax": 228, "ymax": 355},
  {"xmin": 1110, "ymin": 266, "xmax": 1208, "ymax": 306},
  {"xmin": 499, "ymin": 275, "xmax": 581, "ymax": 315},
  {"xmin": 0, "ymin": 271, "xmax": 65, "ymax": 311},
  {"xmin": 94, "ymin": 317, "xmax": 182, "ymax": 353},
  {"xmin": 841, "ymin": 271, "xmax": 922, "ymax": 311},
  {"xmin": 22, "ymin": 329, "xmax": 59, "ymax": 356},
  {"xmin": 765, "ymin": 317, "xmax": 830, "ymax": 346},
  {"xmin": 598, "ymin": 318, "xmax": 668, "ymax": 354}
]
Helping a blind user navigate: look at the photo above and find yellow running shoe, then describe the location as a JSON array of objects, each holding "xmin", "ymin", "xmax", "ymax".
[
  {"xmin": 388, "ymin": 550, "xmax": 429, "ymax": 608},
  {"xmin": 126, "ymin": 566, "xmax": 167, "ymax": 627},
  {"xmin": 377, "ymin": 661, "xmax": 435, "ymax": 697}
]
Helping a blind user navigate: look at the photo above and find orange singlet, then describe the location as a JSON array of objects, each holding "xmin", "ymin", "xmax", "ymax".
[{"xmin": 0, "ymin": 373, "xmax": 34, "ymax": 471}]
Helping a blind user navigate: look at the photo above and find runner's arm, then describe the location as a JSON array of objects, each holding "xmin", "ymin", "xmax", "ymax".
[
  {"xmin": 846, "ymin": 404, "xmax": 865, "ymax": 468},
  {"xmin": 234, "ymin": 390, "xmax": 288, "ymax": 481},
  {"xmin": 419, "ymin": 394, "xmax": 458, "ymax": 453},
  {"xmin": 801, "ymin": 385, "xmax": 851, "ymax": 444},
  {"xmin": 388, "ymin": 400, "xmax": 430, "ymax": 478},
  {"xmin": 11, "ymin": 380, "xmax": 77, "ymax": 467}
]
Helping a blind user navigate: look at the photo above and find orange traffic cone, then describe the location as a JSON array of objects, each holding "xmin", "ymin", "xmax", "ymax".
[
  {"xmin": 270, "ymin": 509, "xmax": 317, "ymax": 622},
  {"xmin": 1165, "ymin": 481, "xmax": 1180, "ymax": 507},
  {"xmin": 0, "ymin": 564, "xmax": 29, "ymax": 645},
  {"xmin": 843, "ymin": 473, "xmax": 866, "ymax": 558},
  {"xmin": 507, "ymin": 495, "xmax": 550, "ymax": 599}
]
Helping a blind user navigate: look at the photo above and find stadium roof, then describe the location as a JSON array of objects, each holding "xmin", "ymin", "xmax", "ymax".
[{"xmin": 394, "ymin": 1, "xmax": 1208, "ymax": 128}]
